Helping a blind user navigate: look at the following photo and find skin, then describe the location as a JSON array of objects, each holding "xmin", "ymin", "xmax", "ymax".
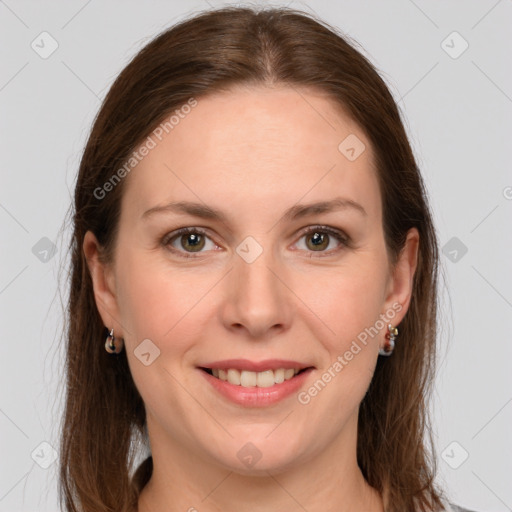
[{"xmin": 84, "ymin": 85, "xmax": 419, "ymax": 512}]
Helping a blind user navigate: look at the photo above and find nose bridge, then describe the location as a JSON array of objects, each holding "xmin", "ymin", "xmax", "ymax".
[
  {"xmin": 225, "ymin": 234, "xmax": 290, "ymax": 335},
  {"xmin": 235, "ymin": 235, "xmax": 281, "ymax": 301}
]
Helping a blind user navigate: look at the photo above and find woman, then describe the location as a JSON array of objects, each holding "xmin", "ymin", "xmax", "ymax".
[{"xmin": 59, "ymin": 6, "xmax": 477, "ymax": 512}]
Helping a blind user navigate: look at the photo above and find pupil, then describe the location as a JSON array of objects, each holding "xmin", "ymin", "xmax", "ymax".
[
  {"xmin": 312, "ymin": 233, "xmax": 323, "ymax": 245},
  {"xmin": 182, "ymin": 233, "xmax": 204, "ymax": 251},
  {"xmin": 188, "ymin": 234, "xmax": 200, "ymax": 245},
  {"xmin": 308, "ymin": 232, "xmax": 328, "ymax": 251}
]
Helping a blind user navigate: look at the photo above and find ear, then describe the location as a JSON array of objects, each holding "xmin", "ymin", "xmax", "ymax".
[
  {"xmin": 83, "ymin": 230, "xmax": 123, "ymax": 336},
  {"xmin": 382, "ymin": 227, "xmax": 420, "ymax": 324}
]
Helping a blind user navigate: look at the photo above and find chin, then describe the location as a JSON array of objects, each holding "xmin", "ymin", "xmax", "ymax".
[{"xmin": 206, "ymin": 435, "xmax": 307, "ymax": 476}]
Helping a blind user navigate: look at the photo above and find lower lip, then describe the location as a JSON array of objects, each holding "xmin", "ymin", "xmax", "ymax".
[{"xmin": 198, "ymin": 368, "xmax": 314, "ymax": 407}]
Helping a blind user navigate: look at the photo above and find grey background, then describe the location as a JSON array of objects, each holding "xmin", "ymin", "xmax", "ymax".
[{"xmin": 1, "ymin": 1, "xmax": 511, "ymax": 511}]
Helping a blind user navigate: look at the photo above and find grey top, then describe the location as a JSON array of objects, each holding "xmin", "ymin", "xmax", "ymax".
[{"xmin": 447, "ymin": 502, "xmax": 478, "ymax": 512}]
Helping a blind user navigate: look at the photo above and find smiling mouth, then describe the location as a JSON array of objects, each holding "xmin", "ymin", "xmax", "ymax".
[{"xmin": 200, "ymin": 367, "xmax": 312, "ymax": 387}]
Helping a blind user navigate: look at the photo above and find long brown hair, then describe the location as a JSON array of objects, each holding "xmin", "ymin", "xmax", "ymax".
[{"xmin": 60, "ymin": 6, "xmax": 446, "ymax": 511}]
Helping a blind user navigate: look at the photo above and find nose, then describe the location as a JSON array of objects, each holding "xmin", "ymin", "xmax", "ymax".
[{"xmin": 220, "ymin": 243, "xmax": 292, "ymax": 340}]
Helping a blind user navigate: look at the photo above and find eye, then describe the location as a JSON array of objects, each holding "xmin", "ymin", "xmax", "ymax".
[
  {"xmin": 161, "ymin": 225, "xmax": 350, "ymax": 258},
  {"xmin": 162, "ymin": 227, "xmax": 217, "ymax": 257},
  {"xmin": 294, "ymin": 225, "xmax": 349, "ymax": 256}
]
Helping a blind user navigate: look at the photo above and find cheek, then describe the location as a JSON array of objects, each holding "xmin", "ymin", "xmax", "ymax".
[
  {"xmin": 295, "ymin": 256, "xmax": 388, "ymax": 349},
  {"xmin": 115, "ymin": 252, "xmax": 218, "ymax": 346},
  {"xmin": 295, "ymin": 262, "xmax": 386, "ymax": 419}
]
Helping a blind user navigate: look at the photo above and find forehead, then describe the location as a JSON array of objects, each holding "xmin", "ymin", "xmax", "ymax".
[{"xmin": 121, "ymin": 85, "xmax": 381, "ymax": 225}]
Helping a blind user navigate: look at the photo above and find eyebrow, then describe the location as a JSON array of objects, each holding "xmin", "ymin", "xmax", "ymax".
[{"xmin": 141, "ymin": 197, "xmax": 367, "ymax": 223}]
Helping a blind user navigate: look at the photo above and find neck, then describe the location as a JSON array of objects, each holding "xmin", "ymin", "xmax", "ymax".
[{"xmin": 139, "ymin": 468, "xmax": 382, "ymax": 512}]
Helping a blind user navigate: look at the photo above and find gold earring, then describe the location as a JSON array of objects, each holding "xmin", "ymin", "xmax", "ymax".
[{"xmin": 105, "ymin": 328, "xmax": 124, "ymax": 354}]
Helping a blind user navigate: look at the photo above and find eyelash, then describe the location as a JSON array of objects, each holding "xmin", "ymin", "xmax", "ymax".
[{"xmin": 161, "ymin": 225, "xmax": 350, "ymax": 259}]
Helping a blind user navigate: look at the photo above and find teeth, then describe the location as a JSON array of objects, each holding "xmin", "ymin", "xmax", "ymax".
[
  {"xmin": 256, "ymin": 370, "xmax": 274, "ymax": 388},
  {"xmin": 274, "ymin": 368, "xmax": 285, "ymax": 384},
  {"xmin": 240, "ymin": 370, "xmax": 257, "ymax": 387},
  {"xmin": 212, "ymin": 367, "xmax": 303, "ymax": 387},
  {"xmin": 285, "ymin": 368, "xmax": 295, "ymax": 380},
  {"xmin": 227, "ymin": 368, "xmax": 241, "ymax": 385}
]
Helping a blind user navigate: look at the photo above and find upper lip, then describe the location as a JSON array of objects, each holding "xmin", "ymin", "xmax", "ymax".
[{"xmin": 198, "ymin": 359, "xmax": 314, "ymax": 372}]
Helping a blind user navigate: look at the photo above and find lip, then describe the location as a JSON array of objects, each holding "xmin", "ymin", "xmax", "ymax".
[
  {"xmin": 197, "ymin": 364, "xmax": 315, "ymax": 408},
  {"xmin": 198, "ymin": 358, "xmax": 312, "ymax": 372}
]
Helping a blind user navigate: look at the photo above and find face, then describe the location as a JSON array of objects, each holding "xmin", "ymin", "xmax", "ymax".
[{"xmin": 85, "ymin": 85, "xmax": 418, "ymax": 475}]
